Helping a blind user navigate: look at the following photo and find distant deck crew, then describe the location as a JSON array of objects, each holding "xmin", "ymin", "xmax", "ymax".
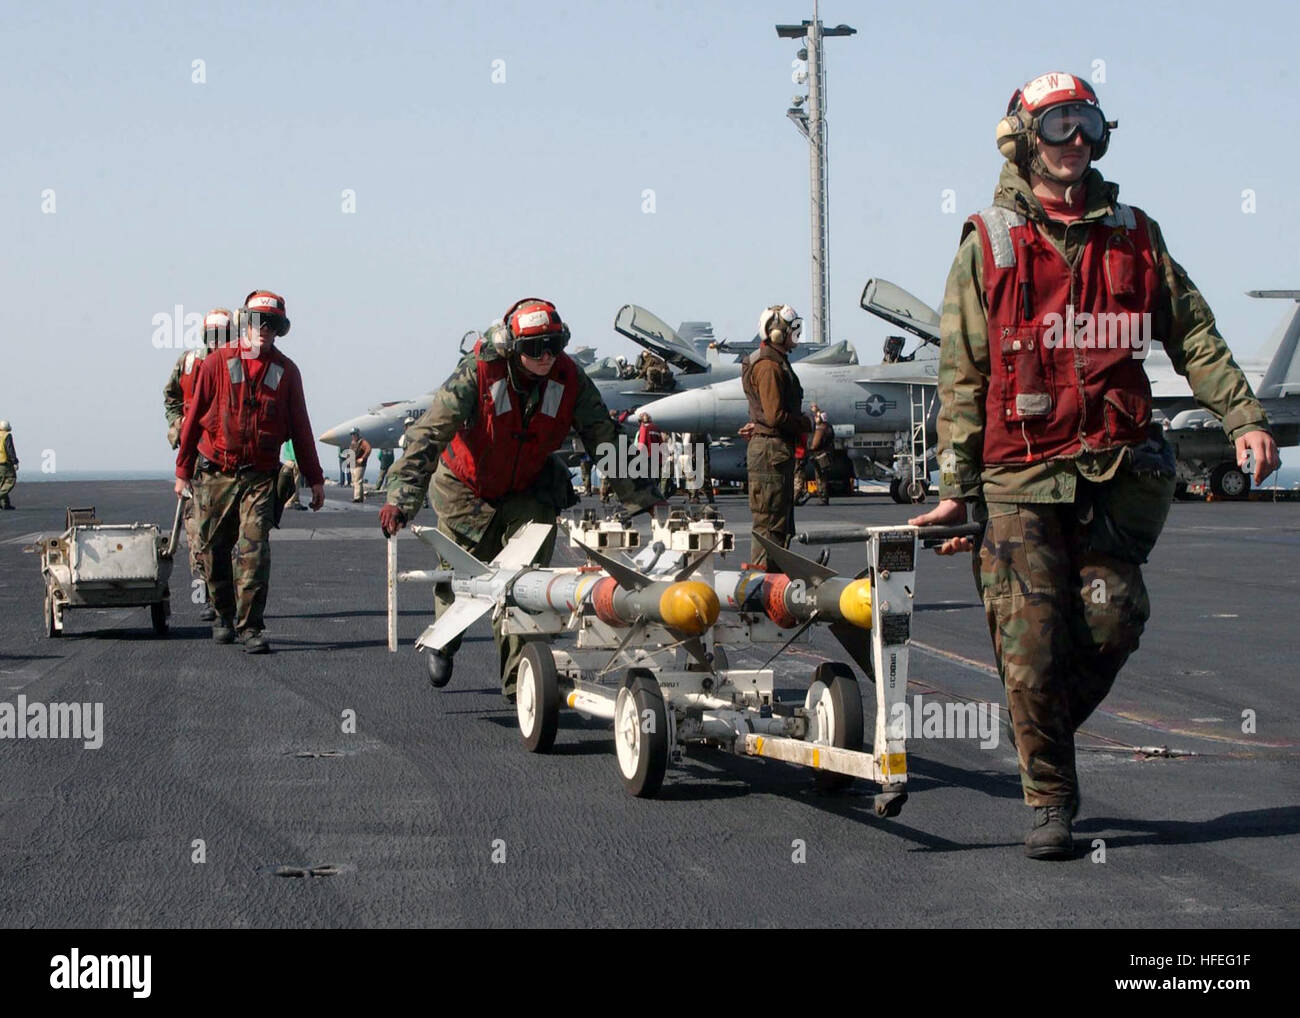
[
  {"xmin": 0, "ymin": 419, "xmax": 18, "ymax": 510},
  {"xmin": 349, "ymin": 429, "xmax": 372, "ymax": 503},
  {"xmin": 175, "ymin": 290, "xmax": 325, "ymax": 654},
  {"xmin": 909, "ymin": 72, "xmax": 1279, "ymax": 860},
  {"xmin": 807, "ymin": 404, "xmax": 832, "ymax": 505},
  {"xmin": 380, "ymin": 297, "xmax": 660, "ymax": 697}
]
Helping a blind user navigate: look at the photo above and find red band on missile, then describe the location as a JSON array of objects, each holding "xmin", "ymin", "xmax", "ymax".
[
  {"xmin": 592, "ymin": 576, "xmax": 626, "ymax": 627},
  {"xmin": 763, "ymin": 574, "xmax": 799, "ymax": 628}
]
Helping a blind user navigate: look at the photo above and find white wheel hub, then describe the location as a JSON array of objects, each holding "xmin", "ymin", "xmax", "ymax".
[
  {"xmin": 804, "ymin": 680, "xmax": 834, "ymax": 746},
  {"xmin": 614, "ymin": 687, "xmax": 640, "ymax": 779},
  {"xmin": 516, "ymin": 659, "xmax": 537, "ymax": 736}
]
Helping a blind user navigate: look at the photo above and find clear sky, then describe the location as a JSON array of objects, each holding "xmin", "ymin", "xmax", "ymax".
[{"xmin": 3, "ymin": 0, "xmax": 1297, "ymax": 473}]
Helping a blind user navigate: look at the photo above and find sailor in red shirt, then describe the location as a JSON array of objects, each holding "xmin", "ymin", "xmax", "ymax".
[{"xmin": 174, "ymin": 290, "xmax": 325, "ymax": 653}]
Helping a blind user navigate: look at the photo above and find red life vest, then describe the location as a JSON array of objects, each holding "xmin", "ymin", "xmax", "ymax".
[
  {"xmin": 440, "ymin": 345, "xmax": 581, "ymax": 500},
  {"xmin": 967, "ymin": 202, "xmax": 1159, "ymax": 465},
  {"xmin": 195, "ymin": 345, "xmax": 298, "ymax": 473},
  {"xmin": 178, "ymin": 348, "xmax": 206, "ymax": 418}
]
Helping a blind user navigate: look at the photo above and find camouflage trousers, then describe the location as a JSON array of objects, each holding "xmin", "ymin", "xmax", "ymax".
[
  {"xmin": 747, "ymin": 434, "xmax": 795, "ymax": 570},
  {"xmin": 975, "ymin": 489, "xmax": 1164, "ymax": 806},
  {"xmin": 433, "ymin": 491, "xmax": 559, "ymax": 693},
  {"xmin": 0, "ymin": 465, "xmax": 14, "ymax": 504},
  {"xmin": 195, "ymin": 468, "xmax": 277, "ymax": 633},
  {"xmin": 181, "ymin": 491, "xmax": 207, "ymax": 586}
]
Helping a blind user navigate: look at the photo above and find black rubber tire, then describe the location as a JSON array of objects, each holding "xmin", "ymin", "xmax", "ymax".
[
  {"xmin": 906, "ymin": 479, "xmax": 929, "ymax": 503},
  {"xmin": 811, "ymin": 661, "xmax": 864, "ymax": 792},
  {"xmin": 889, "ymin": 478, "xmax": 905, "ymax": 504},
  {"xmin": 44, "ymin": 594, "xmax": 60, "ymax": 639},
  {"xmin": 517, "ymin": 642, "xmax": 560, "ymax": 754},
  {"xmin": 1209, "ymin": 463, "xmax": 1250, "ymax": 499},
  {"xmin": 151, "ymin": 600, "xmax": 169, "ymax": 636},
  {"xmin": 616, "ymin": 669, "xmax": 669, "ymax": 798}
]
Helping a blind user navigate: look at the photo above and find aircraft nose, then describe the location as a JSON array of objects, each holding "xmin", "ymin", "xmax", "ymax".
[
  {"xmin": 641, "ymin": 390, "xmax": 710, "ymax": 433},
  {"xmin": 318, "ymin": 425, "xmax": 344, "ymax": 446}
]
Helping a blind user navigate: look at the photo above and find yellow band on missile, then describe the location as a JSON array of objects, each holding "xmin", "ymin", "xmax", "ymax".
[
  {"xmin": 838, "ymin": 578, "xmax": 873, "ymax": 629},
  {"xmin": 659, "ymin": 580, "xmax": 721, "ymax": 635}
]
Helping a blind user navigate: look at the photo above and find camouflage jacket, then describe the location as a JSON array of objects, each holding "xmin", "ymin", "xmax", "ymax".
[
  {"xmin": 937, "ymin": 163, "xmax": 1270, "ymax": 503},
  {"xmin": 163, "ymin": 348, "xmax": 204, "ymax": 425},
  {"xmin": 386, "ymin": 344, "xmax": 659, "ymax": 541}
]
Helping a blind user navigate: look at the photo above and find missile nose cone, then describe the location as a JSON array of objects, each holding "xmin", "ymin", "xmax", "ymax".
[
  {"xmin": 838, "ymin": 578, "xmax": 873, "ymax": 630},
  {"xmin": 659, "ymin": 580, "xmax": 721, "ymax": 635}
]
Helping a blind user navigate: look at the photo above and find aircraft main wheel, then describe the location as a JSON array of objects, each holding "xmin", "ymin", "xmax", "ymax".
[
  {"xmin": 1209, "ymin": 463, "xmax": 1250, "ymax": 499},
  {"xmin": 614, "ymin": 669, "xmax": 668, "ymax": 798},
  {"xmin": 516, "ymin": 642, "xmax": 560, "ymax": 754},
  {"xmin": 805, "ymin": 662, "xmax": 864, "ymax": 792},
  {"xmin": 44, "ymin": 594, "xmax": 60, "ymax": 639},
  {"xmin": 889, "ymin": 478, "xmax": 906, "ymax": 504},
  {"xmin": 151, "ymin": 599, "xmax": 169, "ymax": 636}
]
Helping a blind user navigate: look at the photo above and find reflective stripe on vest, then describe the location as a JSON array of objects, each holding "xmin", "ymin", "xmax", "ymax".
[
  {"xmin": 228, "ymin": 358, "xmax": 245, "ymax": 384},
  {"xmin": 490, "ymin": 377, "xmax": 512, "ymax": 415},
  {"xmin": 975, "ymin": 206, "xmax": 1026, "ymax": 269},
  {"xmin": 541, "ymin": 379, "xmax": 564, "ymax": 417},
  {"xmin": 264, "ymin": 362, "xmax": 284, "ymax": 391}
]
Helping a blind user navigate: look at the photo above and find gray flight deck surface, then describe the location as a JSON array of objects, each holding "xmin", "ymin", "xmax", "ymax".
[{"xmin": 1, "ymin": 481, "xmax": 1296, "ymax": 928}]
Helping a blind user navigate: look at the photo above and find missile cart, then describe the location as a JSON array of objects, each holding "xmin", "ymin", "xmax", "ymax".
[
  {"xmin": 39, "ymin": 499, "xmax": 185, "ymax": 638},
  {"xmin": 398, "ymin": 507, "xmax": 978, "ymax": 816}
]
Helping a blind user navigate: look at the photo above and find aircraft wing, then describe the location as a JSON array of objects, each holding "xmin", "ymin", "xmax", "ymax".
[{"xmin": 614, "ymin": 304, "xmax": 710, "ymax": 373}]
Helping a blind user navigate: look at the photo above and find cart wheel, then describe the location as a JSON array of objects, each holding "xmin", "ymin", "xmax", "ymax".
[
  {"xmin": 614, "ymin": 669, "xmax": 668, "ymax": 798},
  {"xmin": 805, "ymin": 662, "xmax": 864, "ymax": 792},
  {"xmin": 906, "ymin": 479, "xmax": 929, "ymax": 503},
  {"xmin": 151, "ymin": 599, "xmax": 169, "ymax": 636},
  {"xmin": 516, "ymin": 642, "xmax": 560, "ymax": 754},
  {"xmin": 44, "ymin": 594, "xmax": 61, "ymax": 639}
]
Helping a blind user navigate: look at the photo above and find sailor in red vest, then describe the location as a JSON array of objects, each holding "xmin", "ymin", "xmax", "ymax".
[
  {"xmin": 380, "ymin": 297, "xmax": 661, "ymax": 696},
  {"xmin": 164, "ymin": 308, "xmax": 233, "ymax": 620},
  {"xmin": 912, "ymin": 73, "xmax": 1279, "ymax": 860},
  {"xmin": 175, "ymin": 290, "xmax": 326, "ymax": 653}
]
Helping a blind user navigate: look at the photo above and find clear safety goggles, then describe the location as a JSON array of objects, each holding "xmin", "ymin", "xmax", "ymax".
[{"xmin": 1037, "ymin": 102, "xmax": 1106, "ymax": 146}]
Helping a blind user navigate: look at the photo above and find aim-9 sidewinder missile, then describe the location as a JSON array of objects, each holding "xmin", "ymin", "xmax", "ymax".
[{"xmin": 405, "ymin": 523, "xmax": 720, "ymax": 655}]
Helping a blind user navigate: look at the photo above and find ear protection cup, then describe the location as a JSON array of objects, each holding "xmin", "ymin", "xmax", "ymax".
[{"xmin": 996, "ymin": 112, "xmax": 1027, "ymax": 162}]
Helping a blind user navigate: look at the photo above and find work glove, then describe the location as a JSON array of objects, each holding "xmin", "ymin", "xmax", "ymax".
[{"xmin": 379, "ymin": 503, "xmax": 406, "ymax": 538}]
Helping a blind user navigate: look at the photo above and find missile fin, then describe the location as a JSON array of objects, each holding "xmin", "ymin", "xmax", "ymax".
[
  {"xmin": 752, "ymin": 532, "xmax": 835, "ymax": 584},
  {"xmin": 829, "ymin": 622, "xmax": 876, "ymax": 681},
  {"xmin": 415, "ymin": 595, "xmax": 495, "ymax": 651},
  {"xmin": 759, "ymin": 611, "xmax": 820, "ymax": 669},
  {"xmin": 413, "ymin": 525, "xmax": 489, "ymax": 577},
  {"xmin": 491, "ymin": 522, "xmax": 555, "ymax": 569},
  {"xmin": 578, "ymin": 541, "xmax": 652, "ymax": 592}
]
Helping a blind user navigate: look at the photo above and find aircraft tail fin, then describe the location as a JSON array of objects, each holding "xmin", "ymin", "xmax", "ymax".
[{"xmin": 1253, "ymin": 295, "xmax": 1300, "ymax": 399}]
